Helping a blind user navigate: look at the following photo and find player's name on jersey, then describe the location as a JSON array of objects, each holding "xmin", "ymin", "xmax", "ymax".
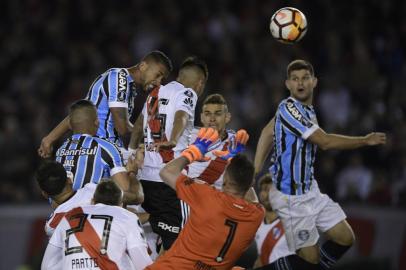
[
  {"xmin": 71, "ymin": 257, "xmax": 99, "ymax": 269},
  {"xmin": 58, "ymin": 147, "xmax": 98, "ymax": 156}
]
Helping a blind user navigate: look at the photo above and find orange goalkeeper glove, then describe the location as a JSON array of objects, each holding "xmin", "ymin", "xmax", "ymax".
[
  {"xmin": 181, "ymin": 127, "xmax": 219, "ymax": 163},
  {"xmin": 213, "ymin": 129, "xmax": 249, "ymax": 161}
]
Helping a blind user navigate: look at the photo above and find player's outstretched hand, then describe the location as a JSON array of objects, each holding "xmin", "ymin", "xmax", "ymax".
[
  {"xmin": 181, "ymin": 127, "xmax": 219, "ymax": 163},
  {"xmin": 365, "ymin": 132, "xmax": 386, "ymax": 146},
  {"xmin": 38, "ymin": 137, "xmax": 53, "ymax": 158},
  {"xmin": 213, "ymin": 129, "xmax": 249, "ymax": 161},
  {"xmin": 153, "ymin": 141, "xmax": 177, "ymax": 151}
]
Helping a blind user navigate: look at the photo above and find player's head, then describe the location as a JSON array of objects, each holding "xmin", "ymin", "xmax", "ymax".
[
  {"xmin": 177, "ymin": 56, "xmax": 208, "ymax": 97},
  {"xmin": 35, "ymin": 160, "xmax": 72, "ymax": 200},
  {"xmin": 201, "ymin": 94, "xmax": 231, "ymax": 136},
  {"xmin": 223, "ymin": 155, "xmax": 255, "ymax": 196},
  {"xmin": 69, "ymin": 99, "xmax": 99, "ymax": 135},
  {"xmin": 139, "ymin": 50, "xmax": 172, "ymax": 91},
  {"xmin": 92, "ymin": 180, "xmax": 123, "ymax": 207},
  {"xmin": 258, "ymin": 174, "xmax": 273, "ymax": 211},
  {"xmin": 285, "ymin": 59, "xmax": 317, "ymax": 104}
]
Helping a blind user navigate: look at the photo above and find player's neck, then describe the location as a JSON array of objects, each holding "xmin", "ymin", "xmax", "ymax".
[
  {"xmin": 53, "ymin": 189, "xmax": 76, "ymax": 206},
  {"xmin": 223, "ymin": 186, "xmax": 244, "ymax": 199},
  {"xmin": 73, "ymin": 127, "xmax": 96, "ymax": 136},
  {"xmin": 127, "ymin": 66, "xmax": 141, "ymax": 84}
]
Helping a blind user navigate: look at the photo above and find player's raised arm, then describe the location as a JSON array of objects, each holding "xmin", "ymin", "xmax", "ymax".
[
  {"xmin": 155, "ymin": 110, "xmax": 189, "ymax": 151},
  {"xmin": 254, "ymin": 117, "xmax": 275, "ymax": 175},
  {"xmin": 160, "ymin": 127, "xmax": 219, "ymax": 190},
  {"xmin": 129, "ymin": 113, "xmax": 144, "ymax": 150},
  {"xmin": 308, "ymin": 128, "xmax": 386, "ymax": 150},
  {"xmin": 111, "ymin": 107, "xmax": 133, "ymax": 137},
  {"xmin": 38, "ymin": 116, "xmax": 70, "ymax": 158}
]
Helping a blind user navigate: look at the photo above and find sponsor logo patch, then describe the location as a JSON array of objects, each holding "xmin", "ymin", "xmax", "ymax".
[
  {"xmin": 157, "ymin": 222, "xmax": 180, "ymax": 233},
  {"xmin": 183, "ymin": 97, "xmax": 194, "ymax": 108},
  {"xmin": 117, "ymin": 70, "xmax": 127, "ymax": 102}
]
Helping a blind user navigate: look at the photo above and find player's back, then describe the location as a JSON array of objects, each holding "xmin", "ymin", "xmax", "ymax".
[
  {"xmin": 50, "ymin": 204, "xmax": 147, "ymax": 270},
  {"xmin": 140, "ymin": 81, "xmax": 198, "ymax": 182},
  {"xmin": 149, "ymin": 183, "xmax": 264, "ymax": 270},
  {"xmin": 45, "ymin": 183, "xmax": 97, "ymax": 237},
  {"xmin": 55, "ymin": 134, "xmax": 126, "ymax": 190},
  {"xmin": 85, "ymin": 68, "xmax": 136, "ymax": 146}
]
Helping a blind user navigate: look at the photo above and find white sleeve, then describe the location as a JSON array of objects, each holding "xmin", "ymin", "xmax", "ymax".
[
  {"xmin": 41, "ymin": 243, "xmax": 63, "ymax": 270},
  {"xmin": 128, "ymin": 246, "xmax": 153, "ymax": 270},
  {"xmin": 174, "ymin": 89, "xmax": 197, "ymax": 117}
]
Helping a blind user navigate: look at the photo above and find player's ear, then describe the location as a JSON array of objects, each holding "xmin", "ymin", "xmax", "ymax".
[
  {"xmin": 312, "ymin": 76, "xmax": 318, "ymax": 88},
  {"xmin": 225, "ymin": 112, "xmax": 231, "ymax": 124},
  {"xmin": 285, "ymin": 79, "xmax": 292, "ymax": 92},
  {"xmin": 139, "ymin": 61, "xmax": 148, "ymax": 72}
]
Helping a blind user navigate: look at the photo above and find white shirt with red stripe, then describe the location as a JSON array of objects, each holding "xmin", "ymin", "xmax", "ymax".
[
  {"xmin": 45, "ymin": 183, "xmax": 96, "ymax": 237},
  {"xmin": 139, "ymin": 81, "xmax": 198, "ymax": 182},
  {"xmin": 187, "ymin": 128, "xmax": 235, "ymax": 190},
  {"xmin": 255, "ymin": 217, "xmax": 293, "ymax": 264},
  {"xmin": 46, "ymin": 204, "xmax": 152, "ymax": 270}
]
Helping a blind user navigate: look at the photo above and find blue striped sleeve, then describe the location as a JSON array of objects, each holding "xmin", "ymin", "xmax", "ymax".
[
  {"xmin": 107, "ymin": 69, "xmax": 128, "ymax": 108},
  {"xmin": 279, "ymin": 102, "xmax": 318, "ymax": 139},
  {"xmin": 98, "ymin": 139, "xmax": 126, "ymax": 175}
]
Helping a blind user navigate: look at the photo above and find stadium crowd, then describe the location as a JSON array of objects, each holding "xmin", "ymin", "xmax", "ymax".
[{"xmin": 1, "ymin": 0, "xmax": 406, "ymax": 207}]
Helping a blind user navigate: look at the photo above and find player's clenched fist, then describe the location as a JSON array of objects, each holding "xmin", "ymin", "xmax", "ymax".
[{"xmin": 364, "ymin": 132, "xmax": 386, "ymax": 146}]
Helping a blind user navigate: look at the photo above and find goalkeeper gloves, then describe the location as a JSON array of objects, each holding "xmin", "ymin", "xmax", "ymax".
[
  {"xmin": 213, "ymin": 129, "xmax": 249, "ymax": 161},
  {"xmin": 181, "ymin": 127, "xmax": 219, "ymax": 163}
]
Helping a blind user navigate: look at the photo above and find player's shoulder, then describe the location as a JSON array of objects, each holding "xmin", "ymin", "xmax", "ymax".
[
  {"xmin": 165, "ymin": 81, "xmax": 197, "ymax": 98},
  {"xmin": 94, "ymin": 136, "xmax": 120, "ymax": 151},
  {"xmin": 105, "ymin": 67, "xmax": 127, "ymax": 75}
]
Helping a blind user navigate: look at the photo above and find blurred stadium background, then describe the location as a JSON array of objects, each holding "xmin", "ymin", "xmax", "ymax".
[{"xmin": 1, "ymin": 0, "xmax": 406, "ymax": 269}]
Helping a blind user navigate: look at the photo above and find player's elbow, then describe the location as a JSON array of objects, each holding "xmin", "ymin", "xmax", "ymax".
[
  {"xmin": 159, "ymin": 167, "xmax": 170, "ymax": 184},
  {"xmin": 115, "ymin": 124, "xmax": 131, "ymax": 136}
]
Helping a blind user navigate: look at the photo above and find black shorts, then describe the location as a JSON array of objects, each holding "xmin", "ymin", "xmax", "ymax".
[{"xmin": 140, "ymin": 180, "xmax": 188, "ymax": 250}]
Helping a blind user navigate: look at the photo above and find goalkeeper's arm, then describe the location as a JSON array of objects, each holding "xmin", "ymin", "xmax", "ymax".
[{"xmin": 159, "ymin": 156, "xmax": 190, "ymax": 190}]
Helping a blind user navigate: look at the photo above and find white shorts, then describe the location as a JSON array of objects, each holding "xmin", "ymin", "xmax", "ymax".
[{"xmin": 269, "ymin": 181, "xmax": 346, "ymax": 252}]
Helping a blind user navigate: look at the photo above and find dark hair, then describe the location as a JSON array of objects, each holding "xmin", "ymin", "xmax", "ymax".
[
  {"xmin": 35, "ymin": 161, "xmax": 68, "ymax": 196},
  {"xmin": 226, "ymin": 154, "xmax": 255, "ymax": 194},
  {"xmin": 143, "ymin": 50, "xmax": 173, "ymax": 74},
  {"xmin": 287, "ymin": 59, "xmax": 314, "ymax": 78},
  {"xmin": 180, "ymin": 56, "xmax": 208, "ymax": 79},
  {"xmin": 258, "ymin": 174, "xmax": 273, "ymax": 189},
  {"xmin": 203, "ymin": 94, "xmax": 227, "ymax": 106},
  {"xmin": 69, "ymin": 99, "xmax": 95, "ymax": 114},
  {"xmin": 93, "ymin": 180, "xmax": 123, "ymax": 206}
]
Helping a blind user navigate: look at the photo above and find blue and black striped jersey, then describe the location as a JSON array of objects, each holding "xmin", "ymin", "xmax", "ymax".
[
  {"xmin": 55, "ymin": 134, "xmax": 126, "ymax": 191},
  {"xmin": 85, "ymin": 68, "xmax": 136, "ymax": 147},
  {"xmin": 270, "ymin": 97, "xmax": 319, "ymax": 195}
]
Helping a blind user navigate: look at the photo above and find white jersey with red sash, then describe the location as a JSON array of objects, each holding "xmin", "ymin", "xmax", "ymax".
[
  {"xmin": 187, "ymin": 128, "xmax": 235, "ymax": 190},
  {"xmin": 48, "ymin": 204, "xmax": 149, "ymax": 270},
  {"xmin": 45, "ymin": 183, "xmax": 96, "ymax": 237},
  {"xmin": 255, "ymin": 218, "xmax": 293, "ymax": 264},
  {"xmin": 139, "ymin": 81, "xmax": 197, "ymax": 182}
]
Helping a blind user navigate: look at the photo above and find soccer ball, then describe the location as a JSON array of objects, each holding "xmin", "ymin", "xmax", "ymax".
[{"xmin": 270, "ymin": 7, "xmax": 307, "ymax": 44}]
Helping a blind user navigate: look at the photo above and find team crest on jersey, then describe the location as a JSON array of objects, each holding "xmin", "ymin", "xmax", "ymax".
[
  {"xmin": 117, "ymin": 70, "xmax": 128, "ymax": 102},
  {"xmin": 183, "ymin": 97, "xmax": 194, "ymax": 108},
  {"xmin": 298, "ymin": 230, "xmax": 310, "ymax": 241},
  {"xmin": 272, "ymin": 226, "xmax": 282, "ymax": 239}
]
